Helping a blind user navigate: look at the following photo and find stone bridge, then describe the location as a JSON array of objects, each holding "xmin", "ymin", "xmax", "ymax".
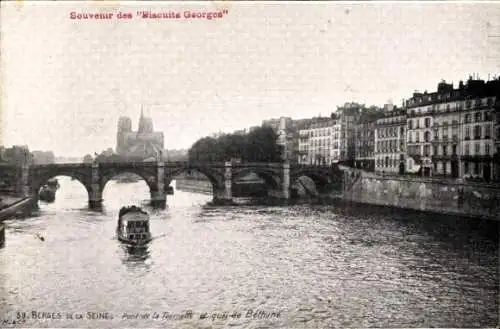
[{"xmin": 0, "ymin": 162, "xmax": 345, "ymax": 208}]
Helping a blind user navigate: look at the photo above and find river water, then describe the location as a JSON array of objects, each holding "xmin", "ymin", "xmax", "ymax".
[{"xmin": 0, "ymin": 176, "xmax": 498, "ymax": 328}]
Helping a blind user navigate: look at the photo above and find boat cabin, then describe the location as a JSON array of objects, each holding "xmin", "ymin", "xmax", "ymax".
[{"xmin": 117, "ymin": 206, "xmax": 151, "ymax": 243}]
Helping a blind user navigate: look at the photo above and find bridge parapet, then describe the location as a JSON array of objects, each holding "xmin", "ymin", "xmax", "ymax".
[
  {"xmin": 231, "ymin": 162, "xmax": 284, "ymax": 169},
  {"xmin": 32, "ymin": 163, "xmax": 91, "ymax": 168}
]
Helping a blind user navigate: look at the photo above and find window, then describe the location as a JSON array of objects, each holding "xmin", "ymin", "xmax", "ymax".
[
  {"xmin": 434, "ymin": 146, "xmax": 438, "ymax": 156},
  {"xmin": 424, "ymin": 131, "xmax": 430, "ymax": 142},
  {"xmin": 475, "ymin": 112, "xmax": 482, "ymax": 122},
  {"xmin": 474, "ymin": 163, "xmax": 479, "ymax": 175},
  {"xmin": 465, "ymin": 127, "xmax": 471, "ymax": 139},
  {"xmin": 424, "ymin": 145, "xmax": 431, "ymax": 157},
  {"xmin": 485, "ymin": 111, "xmax": 492, "ymax": 121},
  {"xmin": 416, "ymin": 120, "xmax": 420, "ymax": 129},
  {"xmin": 443, "ymin": 127, "xmax": 448, "ymax": 139},
  {"xmin": 487, "ymin": 98, "xmax": 494, "ymax": 107},
  {"xmin": 425, "ymin": 118, "xmax": 431, "ymax": 128},
  {"xmin": 485, "ymin": 125, "xmax": 491, "ymax": 138},
  {"xmin": 408, "ymin": 120, "xmax": 413, "ymax": 130},
  {"xmin": 485, "ymin": 143, "xmax": 490, "ymax": 155},
  {"xmin": 474, "ymin": 125, "xmax": 481, "ymax": 139},
  {"xmin": 465, "ymin": 144, "xmax": 470, "ymax": 155},
  {"xmin": 442, "ymin": 145, "xmax": 447, "ymax": 156},
  {"xmin": 416, "ymin": 132, "xmax": 420, "ymax": 142},
  {"xmin": 434, "ymin": 128, "xmax": 439, "ymax": 140},
  {"xmin": 465, "ymin": 114, "xmax": 471, "ymax": 123},
  {"xmin": 475, "ymin": 143, "xmax": 480, "ymax": 155}
]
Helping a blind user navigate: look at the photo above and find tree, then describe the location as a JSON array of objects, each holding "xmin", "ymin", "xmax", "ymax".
[
  {"xmin": 188, "ymin": 137, "xmax": 219, "ymax": 162},
  {"xmin": 188, "ymin": 126, "xmax": 283, "ymax": 163},
  {"xmin": 83, "ymin": 154, "xmax": 93, "ymax": 163}
]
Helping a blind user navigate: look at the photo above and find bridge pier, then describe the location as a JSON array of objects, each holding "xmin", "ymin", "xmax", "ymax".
[
  {"xmin": 18, "ymin": 163, "xmax": 30, "ymax": 198},
  {"xmin": 264, "ymin": 163, "xmax": 291, "ymax": 204},
  {"xmin": 150, "ymin": 191, "xmax": 166, "ymax": 208},
  {"xmin": 89, "ymin": 162, "xmax": 102, "ymax": 209},
  {"xmin": 282, "ymin": 162, "xmax": 290, "ymax": 199},
  {"xmin": 212, "ymin": 161, "xmax": 234, "ymax": 205},
  {"xmin": 150, "ymin": 161, "xmax": 166, "ymax": 208}
]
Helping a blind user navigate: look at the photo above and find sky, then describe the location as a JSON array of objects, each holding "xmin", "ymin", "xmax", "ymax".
[{"xmin": 1, "ymin": 1, "xmax": 499, "ymax": 157}]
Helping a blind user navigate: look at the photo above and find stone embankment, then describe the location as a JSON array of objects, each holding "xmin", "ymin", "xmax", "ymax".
[
  {"xmin": 173, "ymin": 178, "xmax": 213, "ymax": 195},
  {"xmin": 340, "ymin": 169, "xmax": 500, "ymax": 221}
]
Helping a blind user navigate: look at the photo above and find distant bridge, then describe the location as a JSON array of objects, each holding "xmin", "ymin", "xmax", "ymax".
[{"xmin": 0, "ymin": 161, "xmax": 348, "ymax": 208}]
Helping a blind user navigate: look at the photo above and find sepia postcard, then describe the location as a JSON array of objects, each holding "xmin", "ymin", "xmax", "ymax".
[{"xmin": 0, "ymin": 1, "xmax": 499, "ymax": 328}]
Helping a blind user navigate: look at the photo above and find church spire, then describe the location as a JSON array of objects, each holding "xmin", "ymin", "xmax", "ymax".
[{"xmin": 138, "ymin": 104, "xmax": 146, "ymax": 133}]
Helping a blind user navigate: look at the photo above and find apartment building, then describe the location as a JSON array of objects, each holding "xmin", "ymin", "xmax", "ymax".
[
  {"xmin": 375, "ymin": 107, "xmax": 406, "ymax": 174},
  {"xmin": 298, "ymin": 119, "xmax": 341, "ymax": 165},
  {"xmin": 337, "ymin": 103, "xmax": 362, "ymax": 166},
  {"xmin": 460, "ymin": 94, "xmax": 497, "ymax": 180},
  {"xmin": 354, "ymin": 110, "xmax": 381, "ymax": 171},
  {"xmin": 404, "ymin": 78, "xmax": 500, "ymax": 180}
]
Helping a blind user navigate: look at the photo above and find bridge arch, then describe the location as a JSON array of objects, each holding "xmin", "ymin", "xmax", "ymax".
[
  {"xmin": 166, "ymin": 165, "xmax": 225, "ymax": 194},
  {"xmin": 231, "ymin": 168, "xmax": 282, "ymax": 190},
  {"xmin": 31, "ymin": 168, "xmax": 92, "ymax": 200},
  {"xmin": 290, "ymin": 168, "xmax": 340, "ymax": 195},
  {"xmin": 100, "ymin": 169, "xmax": 158, "ymax": 195}
]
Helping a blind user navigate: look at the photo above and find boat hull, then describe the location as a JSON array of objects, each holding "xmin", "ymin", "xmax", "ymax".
[
  {"xmin": 116, "ymin": 233, "xmax": 152, "ymax": 246},
  {"xmin": 39, "ymin": 188, "xmax": 56, "ymax": 202}
]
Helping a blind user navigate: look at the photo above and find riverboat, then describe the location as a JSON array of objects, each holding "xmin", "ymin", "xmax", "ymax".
[
  {"xmin": 116, "ymin": 206, "xmax": 152, "ymax": 245},
  {"xmin": 39, "ymin": 178, "xmax": 60, "ymax": 202}
]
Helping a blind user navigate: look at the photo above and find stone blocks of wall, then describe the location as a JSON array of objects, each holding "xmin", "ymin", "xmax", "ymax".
[{"xmin": 343, "ymin": 173, "xmax": 500, "ymax": 220}]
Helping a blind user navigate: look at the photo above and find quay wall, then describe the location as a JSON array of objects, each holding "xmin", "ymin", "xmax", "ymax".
[
  {"xmin": 174, "ymin": 178, "xmax": 213, "ymax": 195},
  {"xmin": 341, "ymin": 171, "xmax": 500, "ymax": 220},
  {"xmin": 174, "ymin": 178, "xmax": 269, "ymax": 197}
]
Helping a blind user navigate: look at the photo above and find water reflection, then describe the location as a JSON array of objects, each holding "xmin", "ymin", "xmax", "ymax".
[
  {"xmin": 0, "ymin": 179, "xmax": 497, "ymax": 328},
  {"xmin": 120, "ymin": 244, "xmax": 150, "ymax": 263}
]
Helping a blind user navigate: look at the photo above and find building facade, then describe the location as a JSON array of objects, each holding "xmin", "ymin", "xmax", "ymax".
[
  {"xmin": 262, "ymin": 117, "xmax": 296, "ymax": 162},
  {"xmin": 375, "ymin": 108, "xmax": 406, "ymax": 174},
  {"xmin": 354, "ymin": 110, "xmax": 381, "ymax": 171},
  {"xmin": 337, "ymin": 103, "xmax": 362, "ymax": 166},
  {"xmin": 298, "ymin": 119, "xmax": 340, "ymax": 165},
  {"xmin": 459, "ymin": 94, "xmax": 496, "ymax": 180},
  {"xmin": 405, "ymin": 96, "xmax": 435, "ymax": 177},
  {"xmin": 404, "ymin": 78, "xmax": 500, "ymax": 180},
  {"xmin": 116, "ymin": 110, "xmax": 164, "ymax": 161}
]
